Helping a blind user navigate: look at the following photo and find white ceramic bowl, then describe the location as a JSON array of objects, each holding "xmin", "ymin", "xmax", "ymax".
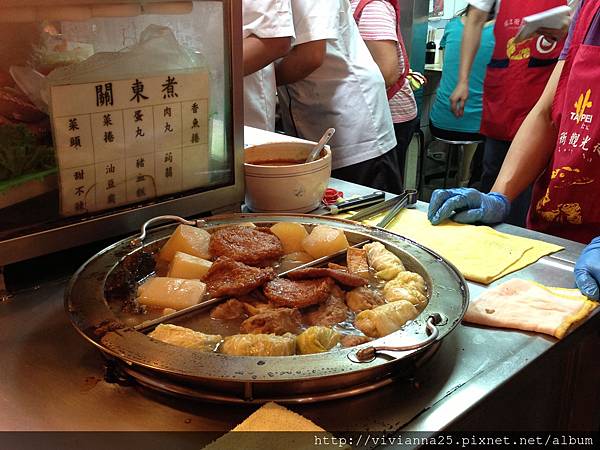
[{"xmin": 244, "ymin": 141, "xmax": 332, "ymax": 213}]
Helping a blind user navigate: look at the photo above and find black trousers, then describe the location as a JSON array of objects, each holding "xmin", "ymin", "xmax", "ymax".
[{"xmin": 331, "ymin": 118, "xmax": 418, "ymax": 195}]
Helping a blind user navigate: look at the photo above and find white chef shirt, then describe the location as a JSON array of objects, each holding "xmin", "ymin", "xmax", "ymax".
[
  {"xmin": 278, "ymin": 0, "xmax": 396, "ymax": 169},
  {"xmin": 243, "ymin": 0, "xmax": 294, "ymax": 131},
  {"xmin": 469, "ymin": 0, "xmax": 500, "ymax": 13}
]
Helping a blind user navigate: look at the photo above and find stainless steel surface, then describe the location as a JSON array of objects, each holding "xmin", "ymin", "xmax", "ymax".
[
  {"xmin": 0, "ymin": 0, "xmax": 245, "ymax": 266},
  {"xmin": 2, "ymin": 185, "xmax": 599, "ymax": 432},
  {"xmin": 305, "ymin": 128, "xmax": 335, "ymax": 163},
  {"xmin": 65, "ymin": 213, "xmax": 468, "ymax": 403}
]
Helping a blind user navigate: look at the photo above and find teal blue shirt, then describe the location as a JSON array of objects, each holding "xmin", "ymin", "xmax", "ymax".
[{"xmin": 430, "ymin": 17, "xmax": 495, "ymax": 134}]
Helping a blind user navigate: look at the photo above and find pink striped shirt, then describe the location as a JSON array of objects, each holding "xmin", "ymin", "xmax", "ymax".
[{"xmin": 350, "ymin": 0, "xmax": 417, "ymax": 124}]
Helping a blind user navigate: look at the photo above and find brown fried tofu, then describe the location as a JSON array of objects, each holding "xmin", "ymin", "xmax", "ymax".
[
  {"xmin": 263, "ymin": 277, "xmax": 333, "ymax": 308},
  {"xmin": 209, "ymin": 226, "xmax": 284, "ymax": 266},
  {"xmin": 347, "ymin": 247, "xmax": 370, "ymax": 278},
  {"xmin": 204, "ymin": 256, "xmax": 276, "ymax": 298}
]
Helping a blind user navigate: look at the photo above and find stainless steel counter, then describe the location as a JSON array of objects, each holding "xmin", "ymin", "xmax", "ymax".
[{"xmin": 1, "ymin": 178, "xmax": 599, "ymax": 439}]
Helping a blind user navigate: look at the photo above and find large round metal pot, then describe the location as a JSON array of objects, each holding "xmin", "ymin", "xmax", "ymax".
[{"xmin": 65, "ymin": 213, "xmax": 469, "ymax": 403}]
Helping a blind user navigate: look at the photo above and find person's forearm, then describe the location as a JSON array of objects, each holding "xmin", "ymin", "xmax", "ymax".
[
  {"xmin": 243, "ymin": 35, "xmax": 291, "ymax": 76},
  {"xmin": 275, "ymin": 40, "xmax": 326, "ymax": 86},
  {"xmin": 491, "ymin": 61, "xmax": 565, "ymax": 200},
  {"xmin": 457, "ymin": 7, "xmax": 488, "ymax": 84},
  {"xmin": 364, "ymin": 40, "xmax": 400, "ymax": 88},
  {"xmin": 491, "ymin": 107, "xmax": 557, "ymax": 200}
]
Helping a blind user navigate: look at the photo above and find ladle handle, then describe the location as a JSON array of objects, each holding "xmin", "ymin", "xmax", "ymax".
[
  {"xmin": 130, "ymin": 215, "xmax": 206, "ymax": 247},
  {"xmin": 348, "ymin": 314, "xmax": 444, "ymax": 363},
  {"xmin": 305, "ymin": 128, "xmax": 335, "ymax": 163}
]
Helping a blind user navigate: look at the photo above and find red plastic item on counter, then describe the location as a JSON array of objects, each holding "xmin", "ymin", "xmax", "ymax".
[{"xmin": 322, "ymin": 188, "xmax": 344, "ymax": 205}]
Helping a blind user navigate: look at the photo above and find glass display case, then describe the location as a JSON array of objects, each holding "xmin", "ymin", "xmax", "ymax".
[{"xmin": 0, "ymin": 0, "xmax": 243, "ymax": 265}]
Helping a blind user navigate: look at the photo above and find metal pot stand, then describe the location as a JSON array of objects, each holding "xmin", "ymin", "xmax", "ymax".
[{"xmin": 65, "ymin": 214, "xmax": 468, "ymax": 404}]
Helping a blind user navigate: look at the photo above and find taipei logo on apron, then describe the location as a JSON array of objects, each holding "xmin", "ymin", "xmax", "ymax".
[{"xmin": 571, "ymin": 88, "xmax": 594, "ymax": 124}]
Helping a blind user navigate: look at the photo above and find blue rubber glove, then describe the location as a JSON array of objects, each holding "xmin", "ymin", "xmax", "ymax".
[
  {"xmin": 574, "ymin": 236, "xmax": 600, "ymax": 300},
  {"xmin": 428, "ymin": 188, "xmax": 511, "ymax": 225}
]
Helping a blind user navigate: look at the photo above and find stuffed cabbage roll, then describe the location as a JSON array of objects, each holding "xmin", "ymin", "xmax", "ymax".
[
  {"xmin": 148, "ymin": 324, "xmax": 222, "ymax": 352},
  {"xmin": 383, "ymin": 271, "xmax": 427, "ymax": 307},
  {"xmin": 354, "ymin": 301, "xmax": 418, "ymax": 338},
  {"xmin": 363, "ymin": 242, "xmax": 405, "ymax": 280},
  {"xmin": 296, "ymin": 326, "xmax": 340, "ymax": 354},
  {"xmin": 219, "ymin": 333, "xmax": 296, "ymax": 356}
]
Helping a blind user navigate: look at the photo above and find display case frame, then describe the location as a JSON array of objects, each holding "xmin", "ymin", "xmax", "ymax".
[{"xmin": 0, "ymin": 0, "xmax": 244, "ymax": 266}]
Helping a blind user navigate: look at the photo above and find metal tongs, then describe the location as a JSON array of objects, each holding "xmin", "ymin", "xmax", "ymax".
[
  {"xmin": 322, "ymin": 190, "xmax": 385, "ymax": 215},
  {"xmin": 347, "ymin": 189, "xmax": 418, "ymax": 227}
]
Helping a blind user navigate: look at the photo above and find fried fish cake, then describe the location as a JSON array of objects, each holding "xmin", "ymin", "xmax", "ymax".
[
  {"xmin": 209, "ymin": 226, "xmax": 284, "ymax": 266},
  {"xmin": 204, "ymin": 256, "xmax": 276, "ymax": 298},
  {"xmin": 263, "ymin": 277, "xmax": 333, "ymax": 308}
]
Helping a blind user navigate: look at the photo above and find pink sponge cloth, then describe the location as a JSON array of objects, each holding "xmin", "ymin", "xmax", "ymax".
[{"xmin": 464, "ymin": 278, "xmax": 598, "ymax": 339}]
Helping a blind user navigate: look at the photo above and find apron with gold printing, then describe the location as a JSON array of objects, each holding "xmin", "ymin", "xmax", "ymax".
[
  {"xmin": 480, "ymin": 0, "xmax": 566, "ymax": 141},
  {"xmin": 527, "ymin": 0, "xmax": 600, "ymax": 244}
]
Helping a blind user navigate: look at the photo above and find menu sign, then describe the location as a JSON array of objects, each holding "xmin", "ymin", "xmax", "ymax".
[{"xmin": 50, "ymin": 71, "xmax": 210, "ymax": 216}]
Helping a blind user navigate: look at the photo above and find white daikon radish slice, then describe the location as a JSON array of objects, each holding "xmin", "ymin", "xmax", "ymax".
[
  {"xmin": 167, "ymin": 251, "xmax": 212, "ymax": 279},
  {"xmin": 270, "ymin": 222, "xmax": 308, "ymax": 253},
  {"xmin": 302, "ymin": 225, "xmax": 349, "ymax": 259},
  {"xmin": 159, "ymin": 224, "xmax": 211, "ymax": 261},
  {"xmin": 137, "ymin": 277, "xmax": 205, "ymax": 310}
]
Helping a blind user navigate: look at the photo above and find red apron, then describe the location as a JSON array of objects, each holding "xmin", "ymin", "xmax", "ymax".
[
  {"xmin": 480, "ymin": 0, "xmax": 566, "ymax": 141},
  {"xmin": 527, "ymin": 0, "xmax": 600, "ymax": 244}
]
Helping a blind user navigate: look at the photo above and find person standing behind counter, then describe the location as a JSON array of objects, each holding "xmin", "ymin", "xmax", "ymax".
[
  {"xmin": 428, "ymin": 0, "xmax": 600, "ymax": 300},
  {"xmin": 430, "ymin": 6, "xmax": 495, "ymax": 143},
  {"xmin": 350, "ymin": 0, "xmax": 419, "ymax": 186},
  {"xmin": 428, "ymin": 5, "xmax": 495, "ymax": 188},
  {"xmin": 243, "ymin": 0, "xmax": 294, "ymax": 131},
  {"xmin": 275, "ymin": 0, "xmax": 399, "ymax": 193},
  {"xmin": 450, "ymin": 0, "xmax": 568, "ymax": 226}
]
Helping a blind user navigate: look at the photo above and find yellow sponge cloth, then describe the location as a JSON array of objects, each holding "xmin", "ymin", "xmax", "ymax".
[
  {"xmin": 203, "ymin": 402, "xmax": 330, "ymax": 450},
  {"xmin": 232, "ymin": 402, "xmax": 324, "ymax": 432}
]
